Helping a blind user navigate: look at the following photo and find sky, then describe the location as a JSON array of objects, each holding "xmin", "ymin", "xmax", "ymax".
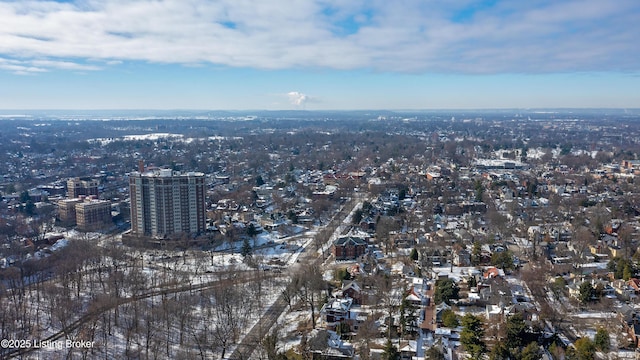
[{"xmin": 0, "ymin": 0, "xmax": 639, "ymax": 111}]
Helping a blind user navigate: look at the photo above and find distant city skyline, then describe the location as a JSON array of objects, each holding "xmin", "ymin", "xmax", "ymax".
[{"xmin": 0, "ymin": 0, "xmax": 638, "ymax": 110}]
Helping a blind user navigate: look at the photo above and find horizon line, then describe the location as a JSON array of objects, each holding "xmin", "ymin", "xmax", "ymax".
[{"xmin": 0, "ymin": 107, "xmax": 639, "ymax": 113}]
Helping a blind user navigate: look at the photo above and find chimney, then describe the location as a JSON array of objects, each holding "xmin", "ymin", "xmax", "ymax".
[{"xmin": 138, "ymin": 159, "xmax": 145, "ymax": 173}]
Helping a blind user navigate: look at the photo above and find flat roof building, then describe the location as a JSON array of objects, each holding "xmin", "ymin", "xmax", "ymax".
[
  {"xmin": 58, "ymin": 197, "xmax": 113, "ymax": 231},
  {"xmin": 67, "ymin": 177, "xmax": 99, "ymax": 199},
  {"xmin": 129, "ymin": 169, "xmax": 206, "ymax": 238},
  {"xmin": 76, "ymin": 199, "xmax": 112, "ymax": 231},
  {"xmin": 58, "ymin": 198, "xmax": 82, "ymax": 225}
]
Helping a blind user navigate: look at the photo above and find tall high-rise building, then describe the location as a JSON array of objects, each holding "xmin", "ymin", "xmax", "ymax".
[{"xmin": 129, "ymin": 169, "xmax": 206, "ymax": 238}]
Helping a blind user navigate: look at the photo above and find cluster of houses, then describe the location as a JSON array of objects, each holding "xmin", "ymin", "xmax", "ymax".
[{"xmin": 310, "ymin": 256, "xmax": 542, "ymax": 359}]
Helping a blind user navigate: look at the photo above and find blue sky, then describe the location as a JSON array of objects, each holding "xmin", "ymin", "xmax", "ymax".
[{"xmin": 0, "ymin": 0, "xmax": 638, "ymax": 110}]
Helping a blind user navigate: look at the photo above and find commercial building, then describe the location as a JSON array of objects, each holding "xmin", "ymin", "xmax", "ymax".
[
  {"xmin": 129, "ymin": 169, "xmax": 206, "ymax": 238},
  {"xmin": 58, "ymin": 197, "xmax": 112, "ymax": 231},
  {"xmin": 58, "ymin": 198, "xmax": 83, "ymax": 225},
  {"xmin": 76, "ymin": 199, "xmax": 112, "ymax": 231},
  {"xmin": 67, "ymin": 177, "xmax": 99, "ymax": 198}
]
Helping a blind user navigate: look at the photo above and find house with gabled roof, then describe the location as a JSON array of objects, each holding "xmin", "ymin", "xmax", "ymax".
[
  {"xmin": 483, "ymin": 266, "xmax": 503, "ymax": 279},
  {"xmin": 320, "ymin": 298, "xmax": 356, "ymax": 332},
  {"xmin": 307, "ymin": 329, "xmax": 354, "ymax": 359},
  {"xmin": 404, "ymin": 288, "xmax": 422, "ymax": 306},
  {"xmin": 434, "ymin": 302, "xmax": 451, "ymax": 324},
  {"xmin": 399, "ymin": 340, "xmax": 418, "ymax": 360},
  {"xmin": 341, "ymin": 281, "xmax": 363, "ymax": 305},
  {"xmin": 332, "ymin": 236, "xmax": 367, "ymax": 260}
]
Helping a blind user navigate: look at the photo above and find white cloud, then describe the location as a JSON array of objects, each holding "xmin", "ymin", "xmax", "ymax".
[
  {"xmin": 0, "ymin": 57, "xmax": 99, "ymax": 74},
  {"xmin": 31, "ymin": 60, "xmax": 101, "ymax": 71},
  {"xmin": 0, "ymin": 0, "xmax": 638, "ymax": 74},
  {"xmin": 0, "ymin": 58, "xmax": 47, "ymax": 75},
  {"xmin": 287, "ymin": 91, "xmax": 308, "ymax": 106}
]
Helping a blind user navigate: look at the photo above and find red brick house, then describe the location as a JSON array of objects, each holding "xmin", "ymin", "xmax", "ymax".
[
  {"xmin": 332, "ymin": 237, "xmax": 367, "ymax": 260},
  {"xmin": 341, "ymin": 281, "xmax": 363, "ymax": 304}
]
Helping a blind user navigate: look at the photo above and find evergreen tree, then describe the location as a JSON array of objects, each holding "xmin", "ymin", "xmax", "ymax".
[
  {"xmin": 460, "ymin": 314, "xmax": 486, "ymax": 359},
  {"xmin": 352, "ymin": 209, "xmax": 364, "ymax": 225},
  {"xmin": 505, "ymin": 313, "xmax": 527, "ymax": 349},
  {"xmin": 382, "ymin": 339, "xmax": 399, "ymax": 360},
  {"xmin": 241, "ymin": 238, "xmax": 252, "ymax": 257},
  {"xmin": 474, "ymin": 180, "xmax": 484, "ymax": 202},
  {"xmin": 593, "ymin": 327, "xmax": 610, "ymax": 352},
  {"xmin": 520, "ymin": 342, "xmax": 541, "ymax": 360},
  {"xmin": 410, "ymin": 248, "xmax": 419, "ymax": 261},
  {"xmin": 491, "ymin": 250, "xmax": 514, "ymax": 270},
  {"xmin": 24, "ymin": 201, "xmax": 36, "ymax": 216},
  {"xmin": 572, "ymin": 337, "xmax": 595, "ymax": 360},
  {"xmin": 425, "ymin": 347, "xmax": 445, "ymax": 360},
  {"xmin": 488, "ymin": 342, "xmax": 509, "ymax": 360},
  {"xmin": 247, "ymin": 223, "xmax": 258, "ymax": 238},
  {"xmin": 471, "ymin": 242, "xmax": 482, "ymax": 265},
  {"xmin": 578, "ymin": 281, "xmax": 595, "ymax": 304},
  {"xmin": 623, "ymin": 264, "xmax": 633, "ymax": 281},
  {"xmin": 441, "ymin": 309, "xmax": 459, "ymax": 328},
  {"xmin": 434, "ymin": 278, "xmax": 459, "ymax": 305},
  {"xmin": 468, "ymin": 276, "xmax": 477, "ymax": 288},
  {"xmin": 399, "ymin": 299, "xmax": 418, "ymax": 336},
  {"xmin": 19, "ymin": 191, "xmax": 30, "ymax": 203}
]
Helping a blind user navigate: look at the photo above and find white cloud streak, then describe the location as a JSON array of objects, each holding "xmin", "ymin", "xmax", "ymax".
[
  {"xmin": 0, "ymin": 0, "xmax": 638, "ymax": 74},
  {"xmin": 0, "ymin": 57, "xmax": 100, "ymax": 74},
  {"xmin": 0, "ymin": 58, "xmax": 47, "ymax": 75}
]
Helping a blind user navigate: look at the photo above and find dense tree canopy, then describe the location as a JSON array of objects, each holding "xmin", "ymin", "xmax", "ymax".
[
  {"xmin": 593, "ymin": 328, "xmax": 610, "ymax": 352},
  {"xmin": 491, "ymin": 250, "xmax": 515, "ymax": 270},
  {"xmin": 578, "ymin": 281, "xmax": 596, "ymax": 305},
  {"xmin": 434, "ymin": 278, "xmax": 459, "ymax": 305},
  {"xmin": 505, "ymin": 313, "xmax": 528, "ymax": 349},
  {"xmin": 569, "ymin": 337, "xmax": 595, "ymax": 360},
  {"xmin": 441, "ymin": 309, "xmax": 459, "ymax": 328},
  {"xmin": 460, "ymin": 314, "xmax": 486, "ymax": 359}
]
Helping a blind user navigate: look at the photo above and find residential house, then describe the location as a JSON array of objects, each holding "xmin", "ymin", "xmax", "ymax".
[
  {"xmin": 340, "ymin": 282, "xmax": 363, "ymax": 305},
  {"xmin": 612, "ymin": 279, "xmax": 636, "ymax": 299},
  {"xmin": 320, "ymin": 298, "xmax": 356, "ymax": 332},
  {"xmin": 399, "ymin": 340, "xmax": 417, "ymax": 360},
  {"xmin": 629, "ymin": 278, "xmax": 640, "ymax": 294},
  {"xmin": 404, "ymin": 288, "xmax": 423, "ymax": 307},
  {"xmin": 627, "ymin": 317, "xmax": 640, "ymax": 350},
  {"xmin": 434, "ymin": 302, "xmax": 451, "ymax": 324},
  {"xmin": 308, "ymin": 329, "xmax": 355, "ymax": 360},
  {"xmin": 453, "ymin": 248, "xmax": 471, "ymax": 266},
  {"xmin": 483, "ymin": 267, "xmax": 503, "ymax": 279},
  {"xmin": 486, "ymin": 304, "xmax": 505, "ymax": 322},
  {"xmin": 333, "ymin": 236, "xmax": 368, "ymax": 260}
]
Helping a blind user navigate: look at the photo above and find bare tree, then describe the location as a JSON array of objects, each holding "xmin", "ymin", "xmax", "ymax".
[
  {"xmin": 571, "ymin": 226, "xmax": 596, "ymax": 268},
  {"xmin": 355, "ymin": 314, "xmax": 381, "ymax": 360},
  {"xmin": 282, "ymin": 277, "xmax": 298, "ymax": 310},
  {"xmin": 373, "ymin": 274, "xmax": 401, "ymax": 338},
  {"xmin": 617, "ymin": 223, "xmax": 634, "ymax": 259},
  {"xmin": 376, "ymin": 216, "xmax": 399, "ymax": 255},
  {"xmin": 295, "ymin": 264, "xmax": 325, "ymax": 328},
  {"xmin": 210, "ymin": 285, "xmax": 246, "ymax": 358}
]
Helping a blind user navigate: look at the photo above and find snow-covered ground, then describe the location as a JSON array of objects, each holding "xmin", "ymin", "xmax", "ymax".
[
  {"xmin": 3, "ymin": 197, "xmax": 367, "ymax": 359},
  {"xmin": 571, "ymin": 312, "xmax": 617, "ymax": 319},
  {"xmin": 2, "ymin": 225, "xmax": 314, "ymax": 358},
  {"xmin": 274, "ymin": 309, "xmax": 312, "ymax": 352}
]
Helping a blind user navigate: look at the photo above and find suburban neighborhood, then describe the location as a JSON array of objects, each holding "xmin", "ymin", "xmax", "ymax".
[{"xmin": 0, "ymin": 110, "xmax": 640, "ymax": 359}]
